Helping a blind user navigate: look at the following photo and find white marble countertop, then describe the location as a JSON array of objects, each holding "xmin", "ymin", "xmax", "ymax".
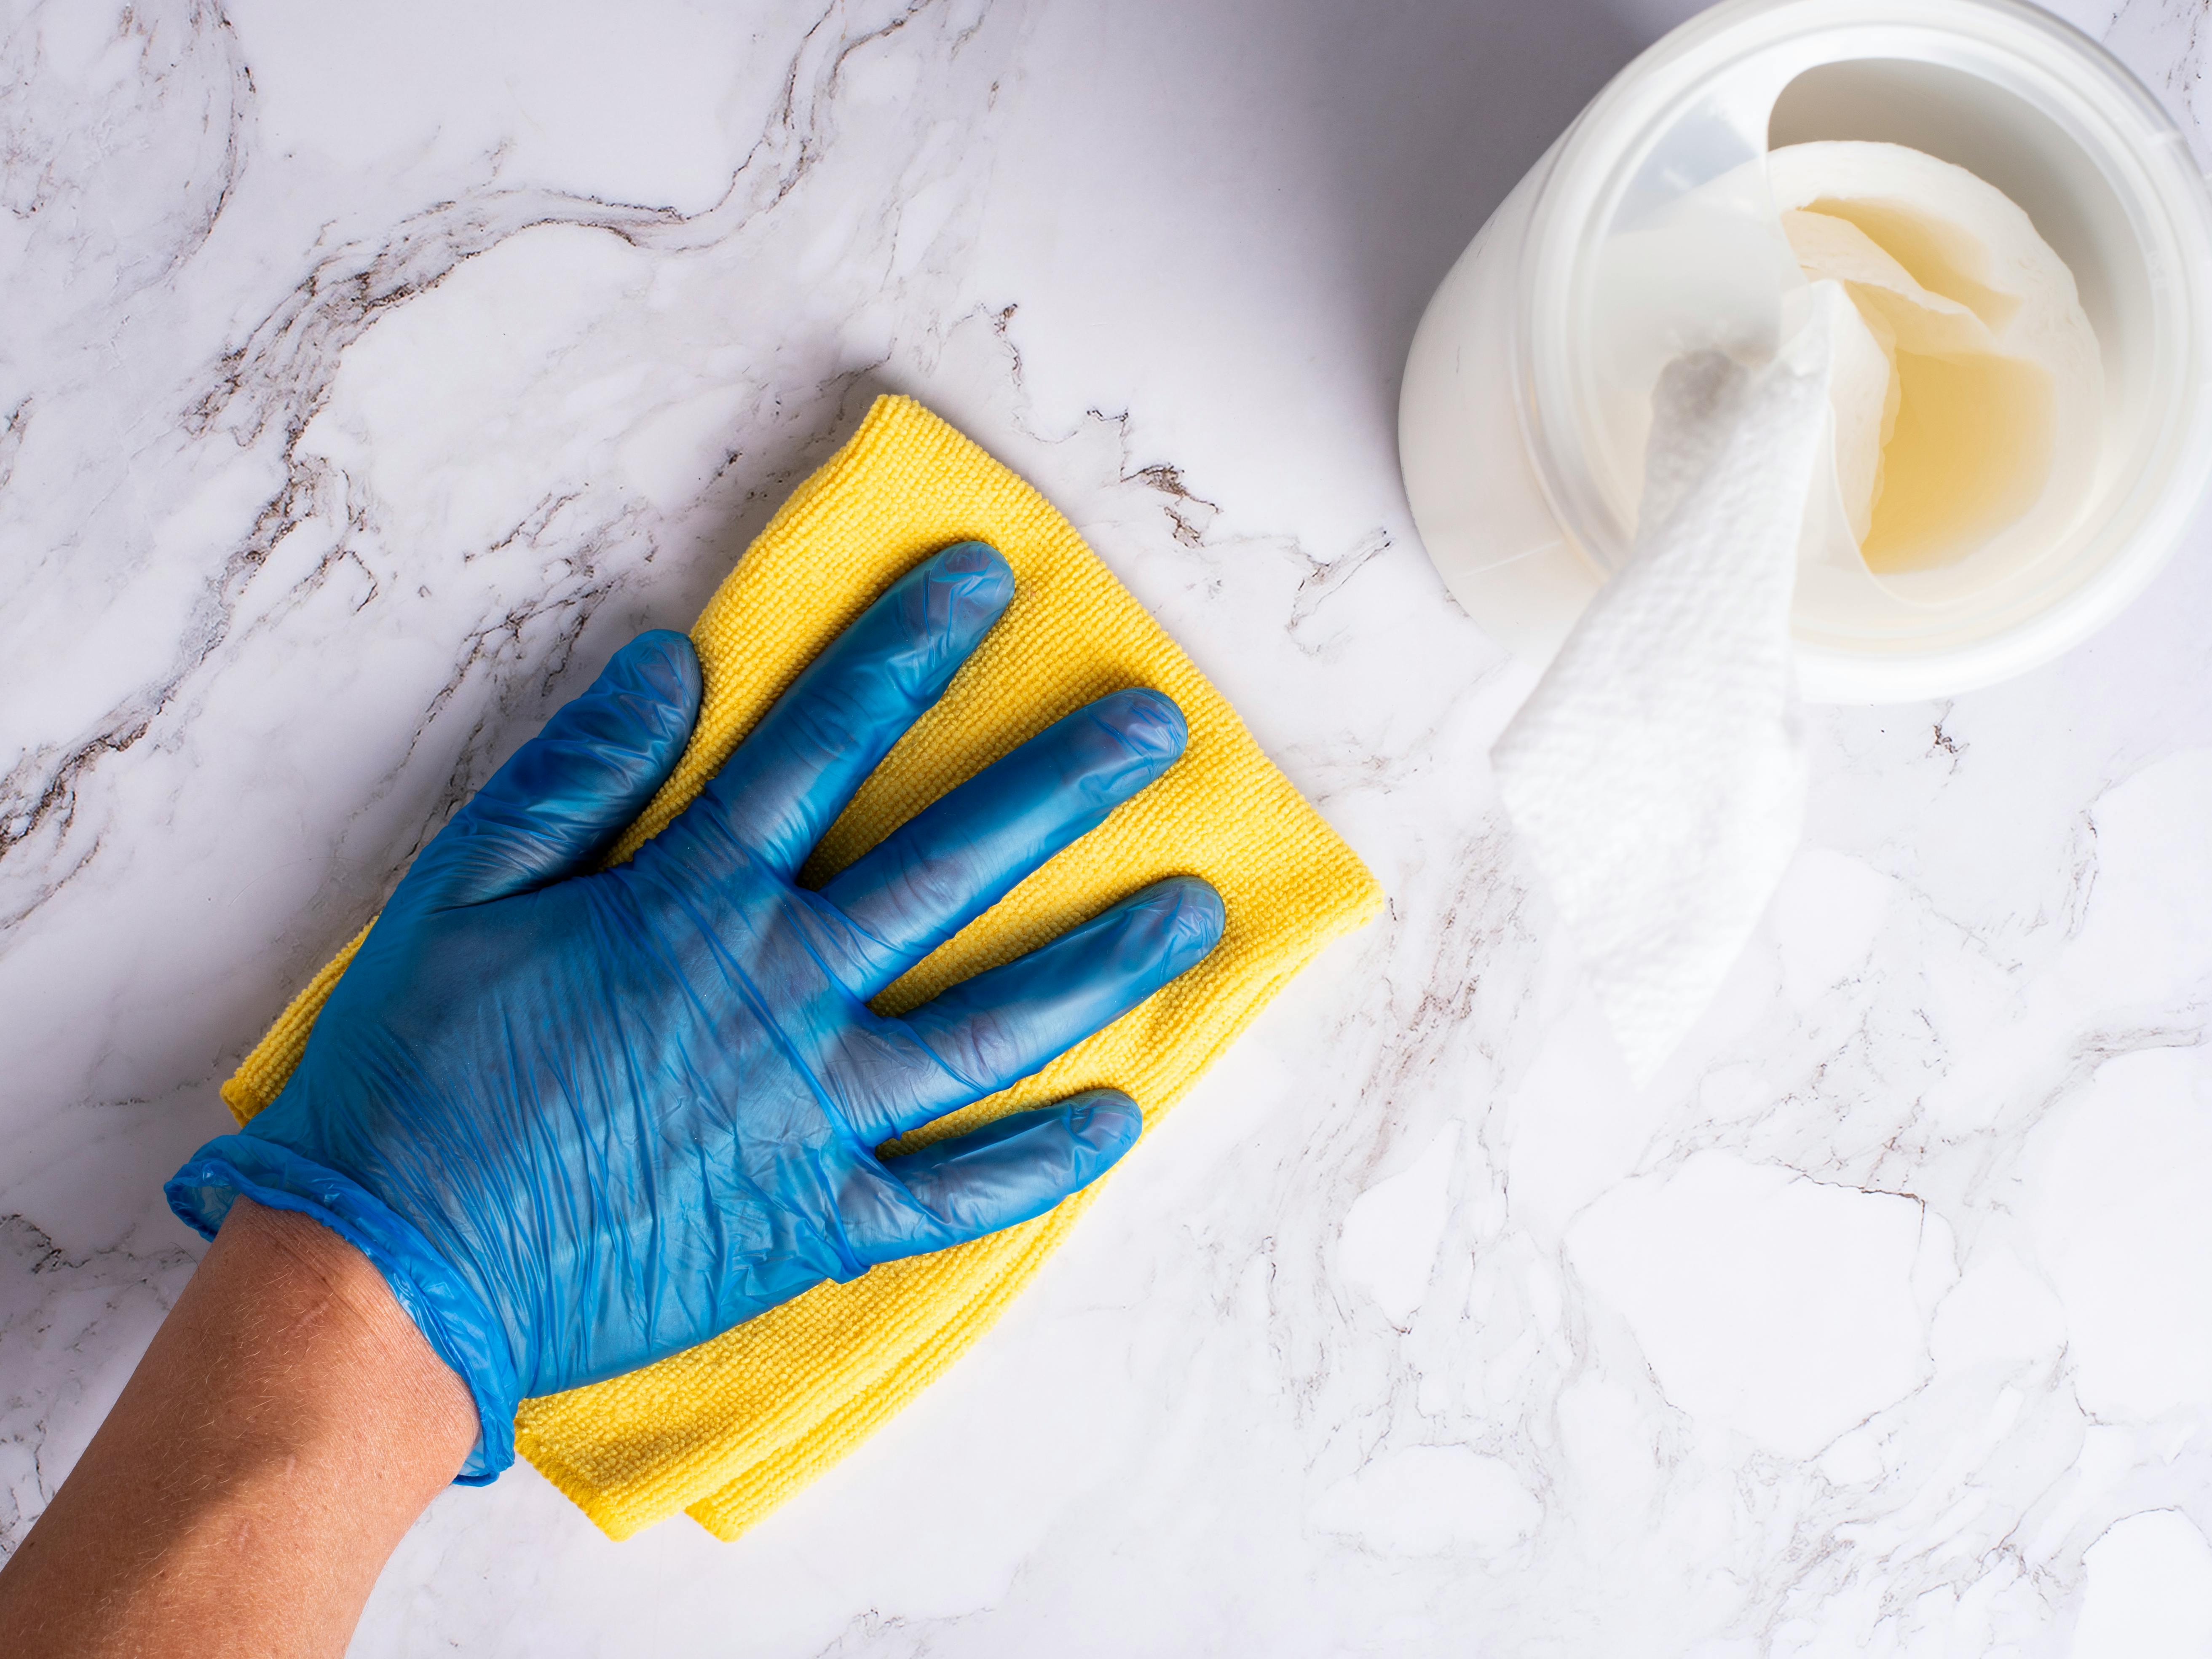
[{"xmin": 7, "ymin": 0, "xmax": 2212, "ymax": 1653}]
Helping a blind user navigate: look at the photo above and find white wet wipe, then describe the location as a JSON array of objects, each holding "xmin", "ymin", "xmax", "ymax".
[
  {"xmin": 1492, "ymin": 288, "xmax": 1845, "ymax": 1084},
  {"xmin": 1494, "ymin": 142, "xmax": 2100, "ymax": 1082}
]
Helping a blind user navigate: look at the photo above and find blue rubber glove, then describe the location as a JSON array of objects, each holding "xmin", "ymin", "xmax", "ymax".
[{"xmin": 168, "ymin": 543, "xmax": 1221, "ymax": 1480}]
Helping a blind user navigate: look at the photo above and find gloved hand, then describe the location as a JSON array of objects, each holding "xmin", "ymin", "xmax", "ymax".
[{"xmin": 168, "ymin": 542, "xmax": 1221, "ymax": 1480}]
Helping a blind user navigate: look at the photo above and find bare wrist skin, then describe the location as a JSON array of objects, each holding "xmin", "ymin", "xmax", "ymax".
[{"xmin": 0, "ymin": 1197, "xmax": 478, "ymax": 1659}]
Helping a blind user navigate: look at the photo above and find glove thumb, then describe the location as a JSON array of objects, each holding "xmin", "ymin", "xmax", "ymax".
[{"xmin": 399, "ymin": 630, "xmax": 701, "ymax": 911}]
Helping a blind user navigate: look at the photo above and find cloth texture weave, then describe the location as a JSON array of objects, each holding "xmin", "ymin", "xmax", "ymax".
[{"xmin": 221, "ymin": 394, "xmax": 1381, "ymax": 1539}]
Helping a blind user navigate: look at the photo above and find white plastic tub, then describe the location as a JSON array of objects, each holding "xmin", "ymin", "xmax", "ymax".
[{"xmin": 1398, "ymin": 0, "xmax": 2212, "ymax": 702}]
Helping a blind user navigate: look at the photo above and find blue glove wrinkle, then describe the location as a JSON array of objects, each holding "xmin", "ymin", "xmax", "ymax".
[
  {"xmin": 863, "ymin": 1092, "xmax": 1142, "ymax": 1247},
  {"xmin": 407, "ymin": 630, "xmax": 701, "ymax": 912},
  {"xmin": 697, "ymin": 544, "xmax": 1015, "ymax": 876},
  {"xmin": 817, "ymin": 686, "xmax": 1190, "ymax": 998},
  {"xmin": 899, "ymin": 876, "xmax": 1225, "ymax": 1101},
  {"xmin": 172, "ymin": 545, "xmax": 1221, "ymax": 1479}
]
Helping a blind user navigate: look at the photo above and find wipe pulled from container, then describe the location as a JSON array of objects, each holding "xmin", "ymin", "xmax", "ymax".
[
  {"xmin": 1493, "ymin": 141, "xmax": 2100, "ymax": 1083},
  {"xmin": 1492, "ymin": 288, "xmax": 1844, "ymax": 1084}
]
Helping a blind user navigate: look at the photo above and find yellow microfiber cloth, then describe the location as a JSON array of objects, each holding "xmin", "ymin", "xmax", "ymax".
[{"xmin": 221, "ymin": 394, "xmax": 1382, "ymax": 1540}]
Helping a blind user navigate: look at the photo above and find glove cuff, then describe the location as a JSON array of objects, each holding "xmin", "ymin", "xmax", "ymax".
[{"xmin": 166, "ymin": 1135, "xmax": 519, "ymax": 1484}]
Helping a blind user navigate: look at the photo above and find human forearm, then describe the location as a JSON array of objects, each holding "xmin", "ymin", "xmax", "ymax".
[{"xmin": 0, "ymin": 1198, "xmax": 476, "ymax": 1659}]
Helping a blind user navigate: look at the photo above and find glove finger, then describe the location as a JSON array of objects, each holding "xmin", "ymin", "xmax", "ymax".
[
  {"xmin": 876, "ymin": 876, "xmax": 1224, "ymax": 1139},
  {"xmin": 844, "ymin": 1091, "xmax": 1141, "ymax": 1261},
  {"xmin": 817, "ymin": 689, "xmax": 1187, "ymax": 999},
  {"xmin": 398, "ymin": 630, "xmax": 701, "ymax": 912},
  {"xmin": 671, "ymin": 542, "xmax": 1012, "ymax": 880}
]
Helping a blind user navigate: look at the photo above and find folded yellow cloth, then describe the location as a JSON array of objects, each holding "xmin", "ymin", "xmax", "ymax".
[{"xmin": 222, "ymin": 394, "xmax": 1381, "ymax": 1539}]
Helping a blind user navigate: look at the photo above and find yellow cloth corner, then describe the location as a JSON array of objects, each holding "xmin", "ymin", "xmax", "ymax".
[{"xmin": 220, "ymin": 394, "xmax": 1382, "ymax": 1540}]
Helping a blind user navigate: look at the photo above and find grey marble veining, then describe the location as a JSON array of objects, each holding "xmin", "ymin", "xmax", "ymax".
[{"xmin": 5, "ymin": 1, "xmax": 2212, "ymax": 1653}]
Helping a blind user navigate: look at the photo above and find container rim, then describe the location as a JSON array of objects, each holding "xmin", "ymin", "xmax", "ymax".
[{"xmin": 1506, "ymin": 0, "xmax": 2212, "ymax": 693}]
